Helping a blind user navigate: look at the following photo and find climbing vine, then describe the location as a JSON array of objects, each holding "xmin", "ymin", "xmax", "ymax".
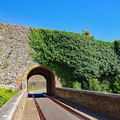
[{"xmin": 28, "ymin": 27, "xmax": 120, "ymax": 93}]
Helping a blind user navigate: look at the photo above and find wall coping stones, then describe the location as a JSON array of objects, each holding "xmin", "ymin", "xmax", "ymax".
[
  {"xmin": 57, "ymin": 87, "xmax": 120, "ymax": 99},
  {"xmin": 0, "ymin": 89, "xmax": 27, "ymax": 120}
]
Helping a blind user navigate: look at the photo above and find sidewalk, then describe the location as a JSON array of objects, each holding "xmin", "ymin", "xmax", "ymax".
[{"xmin": 22, "ymin": 98, "xmax": 40, "ymax": 120}]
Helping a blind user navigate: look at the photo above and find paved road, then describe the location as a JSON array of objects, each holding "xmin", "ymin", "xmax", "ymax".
[
  {"xmin": 29, "ymin": 89, "xmax": 46, "ymax": 94},
  {"xmin": 28, "ymin": 90, "xmax": 83, "ymax": 119},
  {"xmin": 36, "ymin": 97, "xmax": 83, "ymax": 120},
  {"xmin": 23, "ymin": 90, "xmax": 115, "ymax": 120}
]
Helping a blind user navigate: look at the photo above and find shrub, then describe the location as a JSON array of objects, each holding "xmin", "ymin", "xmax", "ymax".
[
  {"xmin": 113, "ymin": 80, "xmax": 120, "ymax": 93},
  {"xmin": 100, "ymin": 80, "xmax": 112, "ymax": 93},
  {"xmin": 84, "ymin": 30, "xmax": 91, "ymax": 36},
  {"xmin": 88, "ymin": 79, "xmax": 101, "ymax": 91},
  {"xmin": 114, "ymin": 40, "xmax": 120, "ymax": 61},
  {"xmin": 72, "ymin": 81, "xmax": 81, "ymax": 89},
  {"xmin": 113, "ymin": 69, "xmax": 120, "ymax": 93},
  {"xmin": 0, "ymin": 88, "xmax": 18, "ymax": 108}
]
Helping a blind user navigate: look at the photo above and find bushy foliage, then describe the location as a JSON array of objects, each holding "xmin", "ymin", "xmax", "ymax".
[
  {"xmin": 72, "ymin": 81, "xmax": 81, "ymax": 89},
  {"xmin": 84, "ymin": 30, "xmax": 91, "ymax": 36},
  {"xmin": 0, "ymin": 88, "xmax": 18, "ymax": 107},
  {"xmin": 85, "ymin": 79, "xmax": 112, "ymax": 92},
  {"xmin": 28, "ymin": 28, "xmax": 120, "ymax": 93},
  {"xmin": 88, "ymin": 79, "xmax": 101, "ymax": 91},
  {"xmin": 113, "ymin": 69, "xmax": 120, "ymax": 93},
  {"xmin": 114, "ymin": 40, "xmax": 120, "ymax": 61}
]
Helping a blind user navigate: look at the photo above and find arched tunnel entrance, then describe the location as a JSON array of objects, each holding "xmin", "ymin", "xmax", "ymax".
[
  {"xmin": 27, "ymin": 66, "xmax": 55, "ymax": 96},
  {"xmin": 20, "ymin": 63, "xmax": 56, "ymax": 96}
]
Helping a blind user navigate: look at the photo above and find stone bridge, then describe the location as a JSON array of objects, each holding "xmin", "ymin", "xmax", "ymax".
[
  {"xmin": 0, "ymin": 23, "xmax": 120, "ymax": 120},
  {"xmin": 0, "ymin": 62, "xmax": 120, "ymax": 120}
]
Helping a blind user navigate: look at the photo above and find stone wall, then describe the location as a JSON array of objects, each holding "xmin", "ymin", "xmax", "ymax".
[
  {"xmin": 12, "ymin": 89, "xmax": 27, "ymax": 120},
  {"xmin": 0, "ymin": 23, "xmax": 62, "ymax": 90},
  {"xmin": 0, "ymin": 23, "xmax": 34, "ymax": 89},
  {"xmin": 56, "ymin": 87, "xmax": 120, "ymax": 119}
]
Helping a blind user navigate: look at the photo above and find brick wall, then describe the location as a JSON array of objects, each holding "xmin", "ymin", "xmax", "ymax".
[{"xmin": 56, "ymin": 87, "xmax": 120, "ymax": 119}]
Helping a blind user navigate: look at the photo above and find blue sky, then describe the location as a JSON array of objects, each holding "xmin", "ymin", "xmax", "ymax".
[{"xmin": 0, "ymin": 0, "xmax": 120, "ymax": 42}]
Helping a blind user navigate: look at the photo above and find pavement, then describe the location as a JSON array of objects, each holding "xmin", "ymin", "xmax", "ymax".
[{"xmin": 22, "ymin": 98, "xmax": 40, "ymax": 120}]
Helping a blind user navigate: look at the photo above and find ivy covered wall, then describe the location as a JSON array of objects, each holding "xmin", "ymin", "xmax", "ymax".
[{"xmin": 29, "ymin": 28, "xmax": 120, "ymax": 93}]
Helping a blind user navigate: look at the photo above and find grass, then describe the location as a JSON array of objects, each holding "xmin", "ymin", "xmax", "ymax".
[
  {"xmin": 0, "ymin": 26, "xmax": 3, "ymax": 30},
  {"xmin": 0, "ymin": 88, "xmax": 19, "ymax": 108},
  {"xmin": 28, "ymin": 87, "xmax": 46, "ymax": 92},
  {"xmin": 3, "ymin": 60, "xmax": 8, "ymax": 69},
  {"xmin": 0, "ymin": 39, "xmax": 3, "ymax": 45}
]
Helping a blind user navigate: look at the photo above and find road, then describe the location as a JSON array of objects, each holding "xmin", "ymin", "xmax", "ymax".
[
  {"xmin": 22, "ymin": 90, "xmax": 114, "ymax": 120},
  {"xmin": 36, "ymin": 97, "xmax": 82, "ymax": 120},
  {"xmin": 28, "ymin": 89, "xmax": 83, "ymax": 120}
]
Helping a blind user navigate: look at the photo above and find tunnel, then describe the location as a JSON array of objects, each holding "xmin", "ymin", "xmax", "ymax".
[{"xmin": 20, "ymin": 63, "xmax": 56, "ymax": 96}]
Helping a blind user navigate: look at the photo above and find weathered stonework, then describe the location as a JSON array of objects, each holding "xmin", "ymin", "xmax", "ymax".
[
  {"xmin": 0, "ymin": 23, "xmax": 34, "ymax": 89},
  {"xmin": 0, "ymin": 22, "xmax": 62, "ymax": 90}
]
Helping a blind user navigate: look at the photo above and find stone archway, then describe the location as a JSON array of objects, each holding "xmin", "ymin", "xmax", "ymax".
[{"xmin": 17, "ymin": 63, "xmax": 56, "ymax": 96}]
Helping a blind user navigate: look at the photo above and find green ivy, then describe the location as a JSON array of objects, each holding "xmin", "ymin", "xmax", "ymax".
[
  {"xmin": 28, "ymin": 27, "xmax": 120, "ymax": 93},
  {"xmin": 113, "ymin": 69, "xmax": 120, "ymax": 93}
]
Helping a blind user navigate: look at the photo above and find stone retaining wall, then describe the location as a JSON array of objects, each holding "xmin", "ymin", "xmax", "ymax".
[
  {"xmin": 0, "ymin": 23, "xmax": 34, "ymax": 89},
  {"xmin": 56, "ymin": 87, "xmax": 120, "ymax": 119},
  {"xmin": 0, "ymin": 23, "xmax": 62, "ymax": 89}
]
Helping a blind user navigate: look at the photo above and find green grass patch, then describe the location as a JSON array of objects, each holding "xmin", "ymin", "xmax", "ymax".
[
  {"xmin": 0, "ymin": 39, "xmax": 3, "ymax": 45},
  {"xmin": 3, "ymin": 60, "xmax": 8, "ymax": 69},
  {"xmin": 28, "ymin": 87, "xmax": 46, "ymax": 92},
  {"xmin": 0, "ymin": 26, "xmax": 3, "ymax": 30},
  {"xmin": 0, "ymin": 88, "xmax": 19, "ymax": 108}
]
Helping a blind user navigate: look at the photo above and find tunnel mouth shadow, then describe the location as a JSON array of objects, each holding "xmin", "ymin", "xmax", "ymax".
[
  {"xmin": 26, "ymin": 65, "xmax": 56, "ymax": 96},
  {"xmin": 28, "ymin": 92, "xmax": 47, "ymax": 98}
]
